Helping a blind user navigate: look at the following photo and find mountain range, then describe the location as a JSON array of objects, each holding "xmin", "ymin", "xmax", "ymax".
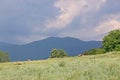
[{"xmin": 0, "ymin": 37, "xmax": 102, "ymax": 61}]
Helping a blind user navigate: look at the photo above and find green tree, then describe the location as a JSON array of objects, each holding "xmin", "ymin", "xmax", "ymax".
[
  {"xmin": 0, "ymin": 51, "xmax": 9, "ymax": 62},
  {"xmin": 50, "ymin": 49, "xmax": 68, "ymax": 58},
  {"xmin": 102, "ymin": 29, "xmax": 120, "ymax": 52}
]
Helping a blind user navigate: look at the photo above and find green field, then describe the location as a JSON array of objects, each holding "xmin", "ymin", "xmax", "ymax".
[{"xmin": 0, "ymin": 52, "xmax": 120, "ymax": 80}]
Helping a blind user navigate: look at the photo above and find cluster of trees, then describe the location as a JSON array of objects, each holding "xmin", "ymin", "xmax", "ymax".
[
  {"xmin": 83, "ymin": 29, "xmax": 120, "ymax": 55},
  {"xmin": 50, "ymin": 49, "xmax": 68, "ymax": 58},
  {"xmin": 0, "ymin": 51, "xmax": 9, "ymax": 62}
]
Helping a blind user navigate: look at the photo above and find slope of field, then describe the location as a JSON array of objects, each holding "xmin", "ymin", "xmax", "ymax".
[{"xmin": 0, "ymin": 52, "xmax": 120, "ymax": 80}]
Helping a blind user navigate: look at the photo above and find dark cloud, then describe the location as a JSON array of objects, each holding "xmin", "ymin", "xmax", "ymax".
[
  {"xmin": 0, "ymin": 0, "xmax": 56, "ymax": 44},
  {"xmin": 0, "ymin": 0, "xmax": 120, "ymax": 44}
]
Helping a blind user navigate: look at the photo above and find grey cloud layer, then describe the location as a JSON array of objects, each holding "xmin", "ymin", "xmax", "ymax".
[{"xmin": 0, "ymin": 0, "xmax": 120, "ymax": 44}]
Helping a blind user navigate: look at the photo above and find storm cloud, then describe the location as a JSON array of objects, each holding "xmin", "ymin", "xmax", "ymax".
[{"xmin": 0, "ymin": 0, "xmax": 120, "ymax": 44}]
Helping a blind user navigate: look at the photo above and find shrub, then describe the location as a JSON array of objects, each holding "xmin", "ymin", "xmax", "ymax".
[
  {"xmin": 83, "ymin": 48, "xmax": 105, "ymax": 55},
  {"xmin": 58, "ymin": 61, "xmax": 65, "ymax": 67},
  {"xmin": 0, "ymin": 51, "xmax": 9, "ymax": 62}
]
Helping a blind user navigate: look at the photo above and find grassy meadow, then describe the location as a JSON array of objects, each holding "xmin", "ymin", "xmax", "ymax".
[{"xmin": 0, "ymin": 52, "xmax": 120, "ymax": 80}]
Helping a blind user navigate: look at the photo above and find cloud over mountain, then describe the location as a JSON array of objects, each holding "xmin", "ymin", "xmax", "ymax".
[
  {"xmin": 0, "ymin": 0, "xmax": 119, "ymax": 44},
  {"xmin": 46, "ymin": 0, "xmax": 106, "ymax": 30}
]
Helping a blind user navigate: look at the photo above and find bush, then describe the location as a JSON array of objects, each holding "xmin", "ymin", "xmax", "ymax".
[
  {"xmin": 0, "ymin": 51, "xmax": 9, "ymax": 62},
  {"xmin": 50, "ymin": 49, "xmax": 68, "ymax": 58},
  {"xmin": 83, "ymin": 48, "xmax": 105, "ymax": 55},
  {"xmin": 58, "ymin": 61, "xmax": 65, "ymax": 67}
]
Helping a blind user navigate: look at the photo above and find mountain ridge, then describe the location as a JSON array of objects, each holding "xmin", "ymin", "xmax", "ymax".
[{"xmin": 0, "ymin": 37, "xmax": 102, "ymax": 61}]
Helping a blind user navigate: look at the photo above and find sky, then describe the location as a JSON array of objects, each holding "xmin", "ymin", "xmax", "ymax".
[{"xmin": 0, "ymin": 0, "xmax": 120, "ymax": 44}]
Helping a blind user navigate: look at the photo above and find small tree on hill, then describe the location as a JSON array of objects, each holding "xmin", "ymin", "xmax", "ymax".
[
  {"xmin": 50, "ymin": 49, "xmax": 68, "ymax": 58},
  {"xmin": 102, "ymin": 29, "xmax": 120, "ymax": 52},
  {"xmin": 0, "ymin": 51, "xmax": 9, "ymax": 62}
]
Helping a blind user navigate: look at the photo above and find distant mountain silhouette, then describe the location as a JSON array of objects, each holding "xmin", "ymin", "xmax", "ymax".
[{"xmin": 0, "ymin": 37, "xmax": 102, "ymax": 61}]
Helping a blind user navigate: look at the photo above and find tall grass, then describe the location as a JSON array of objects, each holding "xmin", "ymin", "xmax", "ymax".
[{"xmin": 0, "ymin": 52, "xmax": 120, "ymax": 80}]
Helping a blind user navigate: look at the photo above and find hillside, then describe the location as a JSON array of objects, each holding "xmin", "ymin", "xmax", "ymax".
[
  {"xmin": 0, "ymin": 37, "xmax": 102, "ymax": 61},
  {"xmin": 0, "ymin": 52, "xmax": 120, "ymax": 80}
]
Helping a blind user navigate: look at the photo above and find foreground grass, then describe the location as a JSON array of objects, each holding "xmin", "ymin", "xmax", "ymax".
[{"xmin": 0, "ymin": 52, "xmax": 120, "ymax": 80}]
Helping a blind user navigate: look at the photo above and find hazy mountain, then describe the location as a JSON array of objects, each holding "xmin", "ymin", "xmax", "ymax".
[{"xmin": 0, "ymin": 37, "xmax": 102, "ymax": 61}]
